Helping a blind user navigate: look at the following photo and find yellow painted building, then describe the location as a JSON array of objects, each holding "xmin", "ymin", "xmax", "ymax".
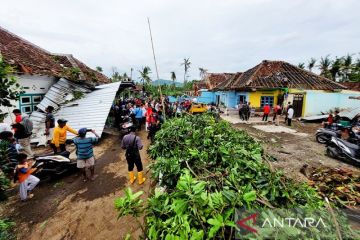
[{"xmin": 248, "ymin": 89, "xmax": 282, "ymax": 108}]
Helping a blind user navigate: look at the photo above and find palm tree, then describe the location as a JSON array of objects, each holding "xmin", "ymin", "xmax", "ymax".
[
  {"xmin": 138, "ymin": 66, "xmax": 152, "ymax": 85},
  {"xmin": 181, "ymin": 58, "xmax": 191, "ymax": 83},
  {"xmin": 307, "ymin": 58, "xmax": 316, "ymax": 72},
  {"xmin": 318, "ymin": 55, "xmax": 332, "ymax": 79},
  {"xmin": 330, "ymin": 57, "xmax": 343, "ymax": 81},
  {"xmin": 297, "ymin": 63, "xmax": 305, "ymax": 69},
  {"xmin": 199, "ymin": 67, "xmax": 208, "ymax": 80},
  {"xmin": 170, "ymin": 71, "xmax": 176, "ymax": 87},
  {"xmin": 342, "ymin": 54, "xmax": 353, "ymax": 81}
]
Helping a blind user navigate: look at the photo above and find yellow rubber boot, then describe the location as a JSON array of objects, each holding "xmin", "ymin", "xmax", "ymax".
[
  {"xmin": 138, "ymin": 171, "xmax": 146, "ymax": 185},
  {"xmin": 128, "ymin": 171, "xmax": 136, "ymax": 184}
]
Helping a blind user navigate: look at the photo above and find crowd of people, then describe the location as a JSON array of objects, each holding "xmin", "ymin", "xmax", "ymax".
[
  {"xmin": 236, "ymin": 101, "xmax": 295, "ymax": 126},
  {"xmin": 0, "ymin": 107, "xmax": 100, "ymax": 201}
]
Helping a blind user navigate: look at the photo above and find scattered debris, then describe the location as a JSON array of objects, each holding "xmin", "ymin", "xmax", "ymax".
[{"xmin": 307, "ymin": 167, "xmax": 360, "ymax": 207}]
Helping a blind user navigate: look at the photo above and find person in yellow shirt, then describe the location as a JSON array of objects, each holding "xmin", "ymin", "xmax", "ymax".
[{"xmin": 51, "ymin": 118, "xmax": 78, "ymax": 154}]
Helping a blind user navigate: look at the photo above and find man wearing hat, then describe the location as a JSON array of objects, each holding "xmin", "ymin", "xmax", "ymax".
[
  {"xmin": 51, "ymin": 119, "xmax": 78, "ymax": 154},
  {"xmin": 73, "ymin": 128, "xmax": 99, "ymax": 181}
]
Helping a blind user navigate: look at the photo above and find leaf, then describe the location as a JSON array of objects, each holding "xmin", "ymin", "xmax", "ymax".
[{"xmin": 243, "ymin": 190, "xmax": 257, "ymax": 203}]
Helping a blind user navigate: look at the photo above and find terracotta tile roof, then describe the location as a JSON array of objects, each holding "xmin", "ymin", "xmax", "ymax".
[
  {"xmin": 214, "ymin": 72, "xmax": 242, "ymax": 90},
  {"xmin": 0, "ymin": 26, "xmax": 109, "ymax": 83},
  {"xmin": 230, "ymin": 60, "xmax": 345, "ymax": 91},
  {"xmin": 204, "ymin": 73, "xmax": 234, "ymax": 90},
  {"xmin": 341, "ymin": 82, "xmax": 360, "ymax": 91}
]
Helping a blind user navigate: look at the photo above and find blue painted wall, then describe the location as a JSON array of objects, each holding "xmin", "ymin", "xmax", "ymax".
[
  {"xmin": 304, "ymin": 90, "xmax": 360, "ymax": 116},
  {"xmin": 197, "ymin": 90, "xmax": 215, "ymax": 104},
  {"xmin": 216, "ymin": 91, "xmax": 249, "ymax": 108}
]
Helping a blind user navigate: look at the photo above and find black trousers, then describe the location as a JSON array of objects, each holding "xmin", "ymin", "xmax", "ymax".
[
  {"xmin": 262, "ymin": 114, "xmax": 269, "ymax": 121},
  {"xmin": 51, "ymin": 143, "xmax": 66, "ymax": 154},
  {"xmin": 126, "ymin": 156, "xmax": 143, "ymax": 172},
  {"xmin": 136, "ymin": 118, "xmax": 142, "ymax": 130},
  {"xmin": 287, "ymin": 118, "xmax": 292, "ymax": 126}
]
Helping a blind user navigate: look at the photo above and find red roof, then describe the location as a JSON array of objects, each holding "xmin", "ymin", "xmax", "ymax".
[
  {"xmin": 230, "ymin": 60, "xmax": 345, "ymax": 91},
  {"xmin": 0, "ymin": 26, "xmax": 109, "ymax": 83},
  {"xmin": 204, "ymin": 73, "xmax": 234, "ymax": 90},
  {"xmin": 341, "ymin": 82, "xmax": 360, "ymax": 91}
]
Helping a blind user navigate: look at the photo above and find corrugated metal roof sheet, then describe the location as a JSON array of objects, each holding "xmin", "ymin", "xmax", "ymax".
[
  {"xmin": 31, "ymin": 79, "xmax": 120, "ymax": 144},
  {"xmin": 37, "ymin": 78, "xmax": 91, "ymax": 112}
]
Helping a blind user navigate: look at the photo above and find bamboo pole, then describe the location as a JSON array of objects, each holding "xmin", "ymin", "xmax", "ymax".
[{"xmin": 147, "ymin": 17, "xmax": 166, "ymax": 121}]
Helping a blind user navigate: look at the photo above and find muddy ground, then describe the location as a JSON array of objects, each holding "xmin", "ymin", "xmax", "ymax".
[
  {"xmin": 0, "ymin": 130, "xmax": 151, "ymax": 240},
  {"xmin": 233, "ymin": 118, "xmax": 360, "ymax": 181}
]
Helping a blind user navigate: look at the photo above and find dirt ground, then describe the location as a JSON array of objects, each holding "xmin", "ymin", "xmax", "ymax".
[
  {"xmin": 233, "ymin": 117, "xmax": 360, "ymax": 181},
  {"xmin": 0, "ymin": 129, "xmax": 151, "ymax": 240}
]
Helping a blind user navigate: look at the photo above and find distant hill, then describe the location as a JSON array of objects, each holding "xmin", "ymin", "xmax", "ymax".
[{"xmin": 151, "ymin": 79, "xmax": 183, "ymax": 87}]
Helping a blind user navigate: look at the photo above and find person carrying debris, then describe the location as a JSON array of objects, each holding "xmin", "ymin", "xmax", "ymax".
[
  {"xmin": 12, "ymin": 109, "xmax": 33, "ymax": 158},
  {"xmin": 73, "ymin": 128, "xmax": 99, "ymax": 182},
  {"xmin": 51, "ymin": 119, "xmax": 78, "ymax": 154},
  {"xmin": 121, "ymin": 126, "xmax": 146, "ymax": 185},
  {"xmin": 45, "ymin": 106, "xmax": 55, "ymax": 144},
  {"xmin": 14, "ymin": 153, "xmax": 40, "ymax": 201}
]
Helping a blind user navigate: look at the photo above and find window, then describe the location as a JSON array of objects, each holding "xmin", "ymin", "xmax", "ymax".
[
  {"xmin": 19, "ymin": 94, "xmax": 44, "ymax": 114},
  {"xmin": 238, "ymin": 95, "xmax": 246, "ymax": 104},
  {"xmin": 260, "ymin": 96, "xmax": 274, "ymax": 108},
  {"xmin": 21, "ymin": 106, "xmax": 32, "ymax": 114},
  {"xmin": 20, "ymin": 96, "xmax": 31, "ymax": 104}
]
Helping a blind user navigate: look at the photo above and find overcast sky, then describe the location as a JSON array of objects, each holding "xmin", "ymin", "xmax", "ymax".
[{"xmin": 1, "ymin": 0, "xmax": 359, "ymax": 81}]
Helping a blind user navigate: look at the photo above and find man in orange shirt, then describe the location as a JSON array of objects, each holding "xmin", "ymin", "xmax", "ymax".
[
  {"xmin": 262, "ymin": 104, "xmax": 271, "ymax": 122},
  {"xmin": 51, "ymin": 119, "xmax": 78, "ymax": 154}
]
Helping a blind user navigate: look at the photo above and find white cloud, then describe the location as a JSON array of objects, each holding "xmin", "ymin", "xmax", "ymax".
[{"xmin": 0, "ymin": 0, "xmax": 359, "ymax": 81}]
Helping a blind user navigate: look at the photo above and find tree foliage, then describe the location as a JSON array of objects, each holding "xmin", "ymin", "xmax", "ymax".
[
  {"xmin": 0, "ymin": 55, "xmax": 24, "ymax": 120},
  {"xmin": 181, "ymin": 58, "xmax": 191, "ymax": 83},
  {"xmin": 139, "ymin": 66, "xmax": 152, "ymax": 84},
  {"xmin": 301, "ymin": 54, "xmax": 360, "ymax": 82}
]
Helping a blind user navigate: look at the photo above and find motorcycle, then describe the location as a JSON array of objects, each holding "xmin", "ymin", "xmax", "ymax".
[
  {"xmin": 119, "ymin": 115, "xmax": 134, "ymax": 139},
  {"xmin": 326, "ymin": 136, "xmax": 360, "ymax": 165},
  {"xmin": 316, "ymin": 124, "xmax": 357, "ymax": 144},
  {"xmin": 32, "ymin": 150, "xmax": 78, "ymax": 181}
]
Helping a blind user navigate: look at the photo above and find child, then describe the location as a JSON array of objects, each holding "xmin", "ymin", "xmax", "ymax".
[{"xmin": 15, "ymin": 153, "xmax": 40, "ymax": 201}]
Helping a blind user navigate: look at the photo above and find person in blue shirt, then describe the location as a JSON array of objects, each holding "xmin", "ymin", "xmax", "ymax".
[
  {"xmin": 73, "ymin": 128, "xmax": 99, "ymax": 181},
  {"xmin": 134, "ymin": 104, "xmax": 144, "ymax": 131}
]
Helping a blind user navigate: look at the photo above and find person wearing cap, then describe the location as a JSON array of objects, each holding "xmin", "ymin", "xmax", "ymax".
[
  {"xmin": 121, "ymin": 126, "xmax": 146, "ymax": 185},
  {"xmin": 73, "ymin": 128, "xmax": 99, "ymax": 181},
  {"xmin": 51, "ymin": 119, "xmax": 77, "ymax": 154}
]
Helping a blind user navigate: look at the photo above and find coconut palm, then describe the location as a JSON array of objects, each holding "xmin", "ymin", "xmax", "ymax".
[
  {"xmin": 139, "ymin": 66, "xmax": 152, "ymax": 85},
  {"xmin": 330, "ymin": 57, "xmax": 343, "ymax": 81},
  {"xmin": 170, "ymin": 71, "xmax": 176, "ymax": 87},
  {"xmin": 297, "ymin": 63, "xmax": 305, "ymax": 69},
  {"xmin": 181, "ymin": 58, "xmax": 191, "ymax": 83},
  {"xmin": 199, "ymin": 67, "xmax": 208, "ymax": 79},
  {"xmin": 318, "ymin": 55, "xmax": 332, "ymax": 79},
  {"xmin": 341, "ymin": 54, "xmax": 354, "ymax": 81},
  {"xmin": 307, "ymin": 58, "xmax": 316, "ymax": 72}
]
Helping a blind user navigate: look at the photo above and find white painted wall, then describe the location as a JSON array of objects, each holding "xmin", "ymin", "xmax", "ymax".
[{"xmin": 1, "ymin": 74, "xmax": 57, "ymax": 124}]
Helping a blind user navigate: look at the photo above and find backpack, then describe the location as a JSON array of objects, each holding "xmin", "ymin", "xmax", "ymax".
[
  {"xmin": 21, "ymin": 116, "xmax": 33, "ymax": 136},
  {"xmin": 125, "ymin": 136, "xmax": 140, "ymax": 159}
]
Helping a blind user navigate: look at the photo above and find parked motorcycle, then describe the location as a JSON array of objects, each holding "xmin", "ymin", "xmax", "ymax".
[
  {"xmin": 316, "ymin": 124, "xmax": 357, "ymax": 144},
  {"xmin": 326, "ymin": 136, "xmax": 360, "ymax": 165},
  {"xmin": 32, "ymin": 150, "xmax": 77, "ymax": 181}
]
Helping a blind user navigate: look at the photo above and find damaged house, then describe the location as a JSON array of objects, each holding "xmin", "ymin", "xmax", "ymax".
[{"xmin": 0, "ymin": 26, "xmax": 132, "ymax": 143}]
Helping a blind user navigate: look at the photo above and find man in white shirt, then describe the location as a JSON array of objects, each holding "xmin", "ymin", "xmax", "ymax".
[{"xmin": 287, "ymin": 105, "xmax": 294, "ymax": 126}]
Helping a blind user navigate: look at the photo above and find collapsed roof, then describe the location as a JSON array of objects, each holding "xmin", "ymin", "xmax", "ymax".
[
  {"xmin": 229, "ymin": 60, "xmax": 346, "ymax": 91},
  {"xmin": 0, "ymin": 26, "xmax": 109, "ymax": 84}
]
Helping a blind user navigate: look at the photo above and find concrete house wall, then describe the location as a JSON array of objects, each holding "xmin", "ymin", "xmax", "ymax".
[
  {"xmin": 197, "ymin": 90, "xmax": 215, "ymax": 104},
  {"xmin": 1, "ymin": 74, "xmax": 57, "ymax": 124},
  {"xmin": 303, "ymin": 90, "xmax": 360, "ymax": 116}
]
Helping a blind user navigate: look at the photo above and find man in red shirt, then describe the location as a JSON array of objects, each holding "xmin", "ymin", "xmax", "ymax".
[{"xmin": 262, "ymin": 104, "xmax": 271, "ymax": 122}]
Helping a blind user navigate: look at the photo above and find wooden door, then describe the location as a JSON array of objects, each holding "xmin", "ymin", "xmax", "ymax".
[{"xmin": 292, "ymin": 94, "xmax": 304, "ymax": 117}]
